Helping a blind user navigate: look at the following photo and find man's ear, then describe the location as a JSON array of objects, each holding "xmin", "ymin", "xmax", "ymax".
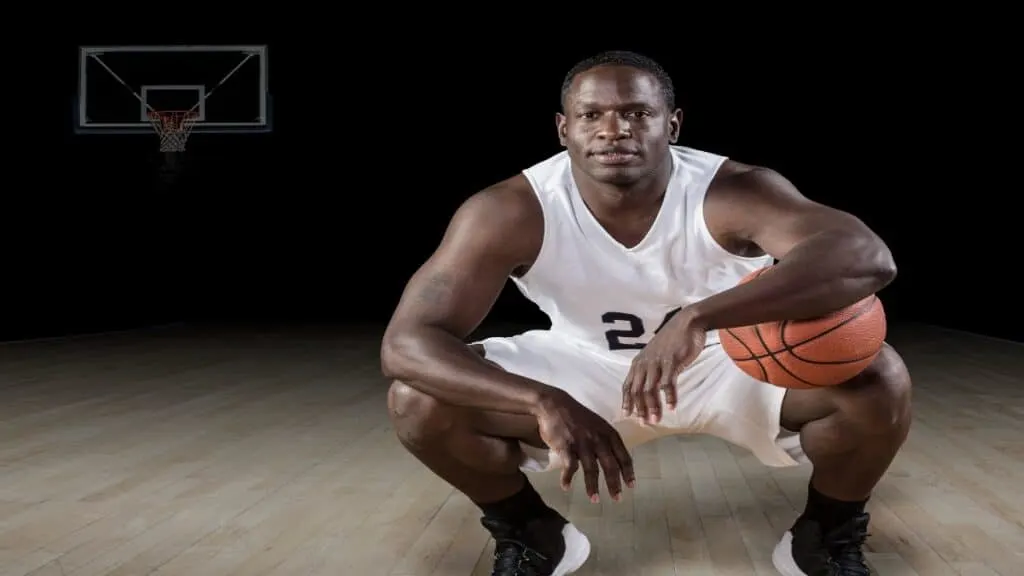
[
  {"xmin": 668, "ymin": 108, "xmax": 683, "ymax": 143},
  {"xmin": 555, "ymin": 113, "xmax": 568, "ymax": 147}
]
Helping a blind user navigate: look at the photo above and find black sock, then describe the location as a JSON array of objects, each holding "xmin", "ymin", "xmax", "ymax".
[
  {"xmin": 801, "ymin": 481, "xmax": 867, "ymax": 533},
  {"xmin": 477, "ymin": 474, "xmax": 560, "ymax": 526}
]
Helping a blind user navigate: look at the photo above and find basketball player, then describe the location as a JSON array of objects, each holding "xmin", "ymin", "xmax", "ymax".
[{"xmin": 381, "ymin": 51, "xmax": 912, "ymax": 576}]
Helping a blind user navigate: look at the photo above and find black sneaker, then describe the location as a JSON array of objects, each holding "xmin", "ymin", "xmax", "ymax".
[
  {"xmin": 772, "ymin": 513, "xmax": 872, "ymax": 575},
  {"xmin": 481, "ymin": 515, "xmax": 590, "ymax": 576},
  {"xmin": 826, "ymin": 514, "xmax": 871, "ymax": 575}
]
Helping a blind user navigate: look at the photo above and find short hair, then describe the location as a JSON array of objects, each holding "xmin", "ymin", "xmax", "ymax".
[{"xmin": 560, "ymin": 50, "xmax": 676, "ymax": 111}]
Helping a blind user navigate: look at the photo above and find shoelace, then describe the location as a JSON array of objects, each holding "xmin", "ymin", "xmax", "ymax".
[
  {"xmin": 825, "ymin": 519, "xmax": 871, "ymax": 575},
  {"xmin": 491, "ymin": 537, "xmax": 550, "ymax": 576}
]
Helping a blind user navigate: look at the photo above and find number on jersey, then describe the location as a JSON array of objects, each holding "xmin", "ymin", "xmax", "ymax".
[{"xmin": 601, "ymin": 307, "xmax": 682, "ymax": 351}]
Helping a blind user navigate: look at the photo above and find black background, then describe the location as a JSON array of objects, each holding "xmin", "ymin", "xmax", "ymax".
[{"xmin": 7, "ymin": 27, "xmax": 1020, "ymax": 343}]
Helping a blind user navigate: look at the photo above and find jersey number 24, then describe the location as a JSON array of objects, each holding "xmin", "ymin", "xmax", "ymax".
[{"xmin": 601, "ymin": 307, "xmax": 683, "ymax": 351}]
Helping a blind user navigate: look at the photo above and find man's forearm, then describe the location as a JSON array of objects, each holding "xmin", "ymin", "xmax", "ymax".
[
  {"xmin": 380, "ymin": 325, "xmax": 551, "ymax": 415},
  {"xmin": 689, "ymin": 230, "xmax": 896, "ymax": 331}
]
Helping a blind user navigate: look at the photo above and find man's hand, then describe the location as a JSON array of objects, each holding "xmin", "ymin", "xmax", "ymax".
[
  {"xmin": 622, "ymin": 308, "xmax": 707, "ymax": 424},
  {"xmin": 534, "ymin": 390, "xmax": 635, "ymax": 503}
]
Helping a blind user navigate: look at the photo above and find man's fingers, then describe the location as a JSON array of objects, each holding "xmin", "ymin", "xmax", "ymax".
[
  {"xmin": 559, "ymin": 450, "xmax": 579, "ymax": 491},
  {"xmin": 642, "ymin": 364, "xmax": 662, "ymax": 423},
  {"xmin": 578, "ymin": 443, "xmax": 601, "ymax": 503},
  {"xmin": 622, "ymin": 363, "xmax": 638, "ymax": 415},
  {"xmin": 595, "ymin": 442, "xmax": 622, "ymax": 501},
  {"xmin": 609, "ymin": 433, "xmax": 636, "ymax": 489},
  {"xmin": 630, "ymin": 367, "xmax": 648, "ymax": 421},
  {"xmin": 659, "ymin": 360, "xmax": 678, "ymax": 410}
]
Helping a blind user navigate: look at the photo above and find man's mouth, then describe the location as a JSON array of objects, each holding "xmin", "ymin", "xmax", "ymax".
[{"xmin": 592, "ymin": 150, "xmax": 639, "ymax": 164}]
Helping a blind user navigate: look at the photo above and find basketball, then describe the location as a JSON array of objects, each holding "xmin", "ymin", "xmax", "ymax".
[{"xmin": 719, "ymin": 267, "xmax": 887, "ymax": 389}]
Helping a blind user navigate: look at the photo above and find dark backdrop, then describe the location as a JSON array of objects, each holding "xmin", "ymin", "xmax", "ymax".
[{"xmin": 6, "ymin": 36, "xmax": 1020, "ymax": 343}]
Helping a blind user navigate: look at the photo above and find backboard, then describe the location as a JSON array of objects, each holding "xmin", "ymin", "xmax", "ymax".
[{"xmin": 75, "ymin": 45, "xmax": 271, "ymax": 136}]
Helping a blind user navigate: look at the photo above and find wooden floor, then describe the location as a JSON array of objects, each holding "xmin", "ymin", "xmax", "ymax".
[{"xmin": 0, "ymin": 323, "xmax": 1021, "ymax": 576}]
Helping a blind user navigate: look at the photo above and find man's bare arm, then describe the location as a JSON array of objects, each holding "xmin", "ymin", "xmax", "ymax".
[
  {"xmin": 687, "ymin": 164, "xmax": 897, "ymax": 330},
  {"xmin": 380, "ymin": 176, "xmax": 552, "ymax": 415}
]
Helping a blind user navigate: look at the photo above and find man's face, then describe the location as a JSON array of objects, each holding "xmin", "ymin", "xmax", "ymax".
[{"xmin": 557, "ymin": 65, "xmax": 681, "ymax": 186}]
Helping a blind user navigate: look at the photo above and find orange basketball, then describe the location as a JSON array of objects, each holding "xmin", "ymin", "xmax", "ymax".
[{"xmin": 719, "ymin": 267, "xmax": 887, "ymax": 389}]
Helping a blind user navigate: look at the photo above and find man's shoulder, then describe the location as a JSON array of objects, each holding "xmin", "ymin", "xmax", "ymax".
[
  {"xmin": 707, "ymin": 160, "xmax": 792, "ymax": 204},
  {"xmin": 710, "ymin": 158, "xmax": 760, "ymax": 184},
  {"xmin": 703, "ymin": 159, "xmax": 814, "ymax": 253},
  {"xmin": 451, "ymin": 174, "xmax": 544, "ymax": 242},
  {"xmin": 466, "ymin": 173, "xmax": 541, "ymax": 219},
  {"xmin": 440, "ymin": 174, "xmax": 544, "ymax": 273}
]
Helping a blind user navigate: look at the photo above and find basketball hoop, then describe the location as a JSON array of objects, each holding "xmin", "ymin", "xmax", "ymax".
[{"xmin": 147, "ymin": 110, "xmax": 199, "ymax": 152}]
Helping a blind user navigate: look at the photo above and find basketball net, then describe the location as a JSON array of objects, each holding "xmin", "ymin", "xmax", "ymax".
[{"xmin": 147, "ymin": 110, "xmax": 199, "ymax": 152}]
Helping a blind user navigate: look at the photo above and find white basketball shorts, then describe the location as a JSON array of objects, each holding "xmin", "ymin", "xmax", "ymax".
[{"xmin": 474, "ymin": 329, "xmax": 809, "ymax": 473}]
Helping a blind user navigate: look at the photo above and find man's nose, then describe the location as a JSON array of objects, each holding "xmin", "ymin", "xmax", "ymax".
[{"xmin": 596, "ymin": 114, "xmax": 630, "ymax": 139}]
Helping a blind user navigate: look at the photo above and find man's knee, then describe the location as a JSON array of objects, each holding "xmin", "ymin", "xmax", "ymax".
[
  {"xmin": 387, "ymin": 380, "xmax": 456, "ymax": 449},
  {"xmin": 841, "ymin": 344, "xmax": 913, "ymax": 433}
]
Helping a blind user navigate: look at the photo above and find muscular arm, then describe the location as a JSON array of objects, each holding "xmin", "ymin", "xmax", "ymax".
[
  {"xmin": 380, "ymin": 176, "xmax": 551, "ymax": 415},
  {"xmin": 687, "ymin": 165, "xmax": 897, "ymax": 330}
]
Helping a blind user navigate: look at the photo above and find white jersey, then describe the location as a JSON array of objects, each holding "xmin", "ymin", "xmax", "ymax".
[{"xmin": 515, "ymin": 145, "xmax": 773, "ymax": 360}]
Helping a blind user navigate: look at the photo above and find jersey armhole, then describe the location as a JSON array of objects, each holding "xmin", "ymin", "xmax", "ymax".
[
  {"xmin": 515, "ymin": 169, "xmax": 553, "ymax": 282},
  {"xmin": 693, "ymin": 158, "xmax": 772, "ymax": 263}
]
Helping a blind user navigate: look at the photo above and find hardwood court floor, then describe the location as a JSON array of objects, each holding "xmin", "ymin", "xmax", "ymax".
[{"xmin": 0, "ymin": 323, "xmax": 1021, "ymax": 576}]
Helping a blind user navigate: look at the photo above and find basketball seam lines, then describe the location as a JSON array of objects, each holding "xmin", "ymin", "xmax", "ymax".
[
  {"xmin": 723, "ymin": 327, "xmax": 769, "ymax": 381},
  {"xmin": 778, "ymin": 296, "xmax": 878, "ymax": 364},
  {"xmin": 752, "ymin": 322, "xmax": 823, "ymax": 388},
  {"xmin": 736, "ymin": 296, "xmax": 877, "ymax": 362}
]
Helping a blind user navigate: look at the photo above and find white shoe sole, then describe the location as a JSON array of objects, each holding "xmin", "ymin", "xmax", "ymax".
[
  {"xmin": 551, "ymin": 525, "xmax": 808, "ymax": 576},
  {"xmin": 772, "ymin": 531, "xmax": 811, "ymax": 576},
  {"xmin": 551, "ymin": 523, "xmax": 590, "ymax": 576}
]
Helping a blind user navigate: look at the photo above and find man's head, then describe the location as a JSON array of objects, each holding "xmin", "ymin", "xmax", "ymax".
[{"xmin": 556, "ymin": 51, "xmax": 681, "ymax": 187}]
